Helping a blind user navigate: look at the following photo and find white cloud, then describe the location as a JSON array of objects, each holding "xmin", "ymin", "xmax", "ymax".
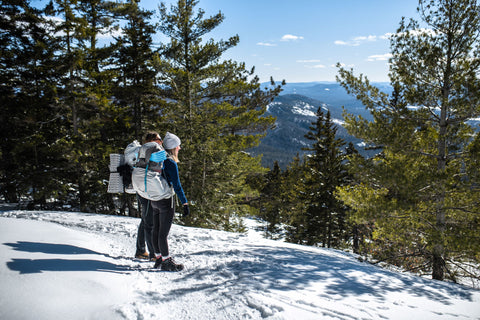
[
  {"xmin": 334, "ymin": 40, "xmax": 353, "ymax": 46},
  {"xmin": 335, "ymin": 39, "xmax": 361, "ymax": 46},
  {"xmin": 281, "ymin": 34, "xmax": 304, "ymax": 41},
  {"xmin": 399, "ymin": 28, "xmax": 437, "ymax": 37},
  {"xmin": 352, "ymin": 35, "xmax": 377, "ymax": 42},
  {"xmin": 302, "ymin": 64, "xmax": 326, "ymax": 69},
  {"xmin": 333, "ymin": 63, "xmax": 355, "ymax": 68},
  {"xmin": 380, "ymin": 33, "xmax": 394, "ymax": 40},
  {"xmin": 334, "ymin": 32, "xmax": 391, "ymax": 46},
  {"xmin": 367, "ymin": 53, "xmax": 393, "ymax": 61},
  {"xmin": 298, "ymin": 59, "xmax": 326, "ymax": 68},
  {"xmin": 257, "ymin": 42, "xmax": 277, "ymax": 47}
]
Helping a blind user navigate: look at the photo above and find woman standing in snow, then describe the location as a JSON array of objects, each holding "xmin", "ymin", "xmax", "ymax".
[
  {"xmin": 152, "ymin": 132, "xmax": 189, "ymax": 271},
  {"xmin": 134, "ymin": 132, "xmax": 162, "ymax": 261}
]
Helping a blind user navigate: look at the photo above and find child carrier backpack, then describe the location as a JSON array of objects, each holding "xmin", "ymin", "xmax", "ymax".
[
  {"xmin": 131, "ymin": 142, "xmax": 174, "ymax": 201},
  {"xmin": 107, "ymin": 140, "xmax": 141, "ymax": 194}
]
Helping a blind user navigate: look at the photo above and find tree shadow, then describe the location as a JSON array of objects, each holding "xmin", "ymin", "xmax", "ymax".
[
  {"xmin": 5, "ymin": 241, "xmax": 100, "ymax": 255},
  {"xmin": 4, "ymin": 241, "xmax": 132, "ymax": 274},
  {"xmin": 170, "ymin": 244, "xmax": 475, "ymax": 306},
  {"xmin": 6, "ymin": 258, "xmax": 131, "ymax": 274}
]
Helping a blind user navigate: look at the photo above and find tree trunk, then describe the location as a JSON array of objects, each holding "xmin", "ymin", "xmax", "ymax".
[{"xmin": 432, "ymin": 54, "xmax": 450, "ymax": 280}]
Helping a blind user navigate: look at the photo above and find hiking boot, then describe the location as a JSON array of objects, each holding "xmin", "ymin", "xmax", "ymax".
[
  {"xmin": 161, "ymin": 257, "xmax": 184, "ymax": 271},
  {"xmin": 153, "ymin": 258, "xmax": 162, "ymax": 269},
  {"xmin": 149, "ymin": 255, "xmax": 157, "ymax": 262},
  {"xmin": 135, "ymin": 251, "xmax": 149, "ymax": 260}
]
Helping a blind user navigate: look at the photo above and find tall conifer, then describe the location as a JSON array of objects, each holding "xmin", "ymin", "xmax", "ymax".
[
  {"xmin": 258, "ymin": 161, "xmax": 284, "ymax": 239},
  {"xmin": 0, "ymin": 0, "xmax": 62, "ymax": 206},
  {"xmin": 336, "ymin": 0, "xmax": 480, "ymax": 281},
  {"xmin": 154, "ymin": 0, "xmax": 282, "ymax": 229},
  {"xmin": 112, "ymin": 1, "xmax": 159, "ymax": 141},
  {"xmin": 296, "ymin": 108, "xmax": 348, "ymax": 247}
]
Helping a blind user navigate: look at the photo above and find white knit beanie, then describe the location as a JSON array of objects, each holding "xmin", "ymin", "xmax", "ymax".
[{"xmin": 162, "ymin": 132, "xmax": 181, "ymax": 150}]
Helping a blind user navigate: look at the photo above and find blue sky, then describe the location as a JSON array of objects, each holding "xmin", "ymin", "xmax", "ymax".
[{"xmin": 142, "ymin": 0, "xmax": 421, "ymax": 83}]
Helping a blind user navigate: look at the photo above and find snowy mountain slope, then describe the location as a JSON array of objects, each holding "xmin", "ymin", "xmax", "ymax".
[
  {"xmin": 1, "ymin": 210, "xmax": 479, "ymax": 320},
  {"xmin": 251, "ymin": 94, "xmax": 369, "ymax": 168},
  {"xmin": 257, "ymin": 83, "xmax": 480, "ymax": 168}
]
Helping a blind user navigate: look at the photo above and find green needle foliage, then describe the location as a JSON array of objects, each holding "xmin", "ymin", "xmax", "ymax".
[
  {"xmin": 153, "ymin": 0, "xmax": 283, "ymax": 230},
  {"xmin": 336, "ymin": 0, "xmax": 480, "ymax": 282},
  {"xmin": 0, "ymin": 0, "xmax": 282, "ymax": 227}
]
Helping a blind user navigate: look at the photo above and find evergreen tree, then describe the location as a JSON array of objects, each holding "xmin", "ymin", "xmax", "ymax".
[
  {"xmin": 257, "ymin": 161, "xmax": 284, "ymax": 239},
  {"xmin": 154, "ymin": 0, "xmax": 282, "ymax": 229},
  {"xmin": 342, "ymin": 142, "xmax": 372, "ymax": 255},
  {"xmin": 107, "ymin": 1, "xmax": 162, "ymax": 215},
  {"xmin": 336, "ymin": 0, "xmax": 480, "ymax": 281},
  {"xmin": 51, "ymin": 0, "xmax": 122, "ymax": 212},
  {"xmin": 290, "ymin": 108, "xmax": 348, "ymax": 247},
  {"xmin": 0, "ymin": 0, "xmax": 63, "ymax": 206},
  {"xmin": 112, "ymin": 0, "xmax": 159, "ymax": 141},
  {"xmin": 283, "ymin": 154, "xmax": 308, "ymax": 244}
]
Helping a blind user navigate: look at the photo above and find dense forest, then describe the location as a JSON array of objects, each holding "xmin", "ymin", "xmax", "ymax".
[{"xmin": 1, "ymin": 0, "xmax": 479, "ymax": 284}]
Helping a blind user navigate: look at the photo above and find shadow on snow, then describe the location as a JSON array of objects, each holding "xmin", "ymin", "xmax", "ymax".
[
  {"xmin": 170, "ymin": 244, "xmax": 474, "ymax": 306},
  {"xmin": 4, "ymin": 241, "xmax": 132, "ymax": 274}
]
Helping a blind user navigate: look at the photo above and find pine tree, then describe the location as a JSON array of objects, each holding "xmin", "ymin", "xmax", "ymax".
[
  {"xmin": 107, "ymin": 1, "xmax": 162, "ymax": 215},
  {"xmin": 153, "ymin": 0, "xmax": 282, "ymax": 229},
  {"xmin": 112, "ymin": 0, "xmax": 159, "ymax": 141},
  {"xmin": 51, "ymin": 0, "xmax": 122, "ymax": 212},
  {"xmin": 257, "ymin": 161, "xmax": 284, "ymax": 239},
  {"xmin": 297, "ymin": 108, "xmax": 348, "ymax": 247},
  {"xmin": 0, "ymin": 0, "xmax": 63, "ymax": 206},
  {"xmin": 283, "ymin": 154, "xmax": 308, "ymax": 244},
  {"xmin": 336, "ymin": 0, "xmax": 480, "ymax": 281}
]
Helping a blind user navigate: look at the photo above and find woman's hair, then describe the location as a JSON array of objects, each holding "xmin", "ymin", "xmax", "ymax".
[
  {"xmin": 165, "ymin": 148, "xmax": 179, "ymax": 163},
  {"xmin": 144, "ymin": 131, "xmax": 160, "ymax": 143}
]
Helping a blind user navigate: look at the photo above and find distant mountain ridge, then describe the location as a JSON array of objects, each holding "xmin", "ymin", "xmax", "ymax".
[
  {"xmin": 251, "ymin": 82, "xmax": 384, "ymax": 168},
  {"xmin": 253, "ymin": 81, "xmax": 480, "ymax": 168}
]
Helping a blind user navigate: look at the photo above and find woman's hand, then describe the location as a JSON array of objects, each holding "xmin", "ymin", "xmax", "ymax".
[{"xmin": 183, "ymin": 204, "xmax": 190, "ymax": 217}]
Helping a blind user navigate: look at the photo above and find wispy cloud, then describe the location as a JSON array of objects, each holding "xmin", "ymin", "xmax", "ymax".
[
  {"xmin": 298, "ymin": 59, "xmax": 326, "ymax": 69},
  {"xmin": 281, "ymin": 34, "xmax": 304, "ymax": 41},
  {"xmin": 380, "ymin": 33, "xmax": 394, "ymax": 40},
  {"xmin": 257, "ymin": 42, "xmax": 277, "ymax": 47},
  {"xmin": 334, "ymin": 40, "xmax": 354, "ymax": 46},
  {"xmin": 334, "ymin": 33, "xmax": 391, "ymax": 46},
  {"xmin": 401, "ymin": 28, "xmax": 436, "ymax": 37},
  {"xmin": 334, "ymin": 63, "xmax": 355, "ymax": 68},
  {"xmin": 367, "ymin": 53, "xmax": 393, "ymax": 61},
  {"xmin": 258, "ymin": 34, "xmax": 304, "ymax": 46}
]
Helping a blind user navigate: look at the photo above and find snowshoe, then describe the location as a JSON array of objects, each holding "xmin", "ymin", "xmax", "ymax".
[
  {"xmin": 153, "ymin": 258, "xmax": 162, "ymax": 269},
  {"xmin": 161, "ymin": 257, "xmax": 184, "ymax": 271}
]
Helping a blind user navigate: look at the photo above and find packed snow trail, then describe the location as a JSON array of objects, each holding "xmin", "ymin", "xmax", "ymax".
[{"xmin": 1, "ymin": 210, "xmax": 479, "ymax": 320}]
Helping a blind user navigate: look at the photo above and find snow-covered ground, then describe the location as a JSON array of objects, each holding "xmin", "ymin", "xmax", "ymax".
[{"xmin": 1, "ymin": 209, "xmax": 479, "ymax": 320}]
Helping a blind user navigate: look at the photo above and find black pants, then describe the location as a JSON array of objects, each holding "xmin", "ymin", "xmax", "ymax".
[
  {"xmin": 136, "ymin": 195, "xmax": 154, "ymax": 257},
  {"xmin": 151, "ymin": 197, "xmax": 175, "ymax": 257}
]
